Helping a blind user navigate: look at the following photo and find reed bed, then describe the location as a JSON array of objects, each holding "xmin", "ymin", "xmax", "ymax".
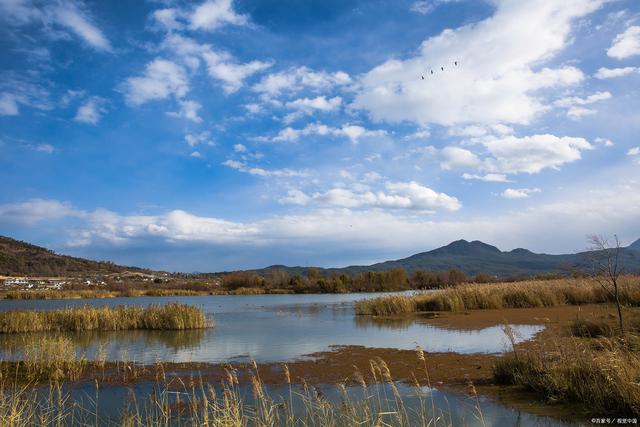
[
  {"xmin": 494, "ymin": 327, "xmax": 640, "ymax": 417},
  {"xmin": 0, "ymin": 303, "xmax": 212, "ymax": 333},
  {"xmin": 355, "ymin": 276, "xmax": 640, "ymax": 315}
]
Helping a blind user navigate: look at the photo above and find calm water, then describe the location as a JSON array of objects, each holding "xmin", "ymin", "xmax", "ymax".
[
  {"xmin": 0, "ymin": 293, "xmax": 542, "ymax": 363},
  {"xmin": 0, "ymin": 293, "xmax": 584, "ymax": 426}
]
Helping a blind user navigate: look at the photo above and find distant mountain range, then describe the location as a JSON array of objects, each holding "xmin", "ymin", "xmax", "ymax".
[
  {"xmin": 1, "ymin": 234, "xmax": 639, "ymax": 278},
  {"xmin": 252, "ymin": 238, "xmax": 640, "ymax": 278}
]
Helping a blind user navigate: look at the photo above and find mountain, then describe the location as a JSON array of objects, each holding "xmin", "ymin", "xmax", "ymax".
[
  {"xmin": 253, "ymin": 239, "xmax": 640, "ymax": 278},
  {"xmin": 2, "ymin": 234, "xmax": 639, "ymax": 279},
  {"xmin": 0, "ymin": 236, "xmax": 147, "ymax": 276}
]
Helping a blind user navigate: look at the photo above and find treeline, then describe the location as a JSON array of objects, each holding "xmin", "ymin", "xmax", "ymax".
[{"xmin": 218, "ymin": 268, "xmax": 566, "ymax": 294}]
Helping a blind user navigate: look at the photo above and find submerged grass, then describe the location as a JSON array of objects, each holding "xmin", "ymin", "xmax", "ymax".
[
  {"xmin": 355, "ymin": 276, "xmax": 640, "ymax": 315},
  {"xmin": 0, "ymin": 303, "xmax": 212, "ymax": 333}
]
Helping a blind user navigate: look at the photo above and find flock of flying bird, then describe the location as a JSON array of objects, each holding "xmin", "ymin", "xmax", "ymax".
[{"xmin": 422, "ymin": 60, "xmax": 458, "ymax": 79}]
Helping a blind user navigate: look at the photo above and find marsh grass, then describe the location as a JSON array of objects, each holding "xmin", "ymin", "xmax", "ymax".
[
  {"xmin": 0, "ymin": 303, "xmax": 212, "ymax": 334},
  {"xmin": 0, "ymin": 347, "xmax": 478, "ymax": 426},
  {"xmin": 355, "ymin": 276, "xmax": 640, "ymax": 315},
  {"xmin": 494, "ymin": 326, "xmax": 640, "ymax": 417}
]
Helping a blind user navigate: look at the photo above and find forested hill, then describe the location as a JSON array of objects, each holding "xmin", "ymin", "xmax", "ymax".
[
  {"xmin": 0, "ymin": 236, "xmax": 147, "ymax": 276},
  {"xmin": 252, "ymin": 239, "xmax": 640, "ymax": 278}
]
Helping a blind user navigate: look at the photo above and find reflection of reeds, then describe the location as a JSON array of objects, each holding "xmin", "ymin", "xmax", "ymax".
[
  {"xmin": 0, "ymin": 347, "xmax": 480, "ymax": 426},
  {"xmin": 353, "ymin": 315, "xmax": 417, "ymax": 330},
  {"xmin": 355, "ymin": 276, "xmax": 640, "ymax": 315},
  {"xmin": 0, "ymin": 303, "xmax": 212, "ymax": 333}
]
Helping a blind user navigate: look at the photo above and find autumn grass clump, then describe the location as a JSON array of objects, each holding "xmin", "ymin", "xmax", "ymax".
[
  {"xmin": 493, "ymin": 328, "xmax": 640, "ymax": 417},
  {"xmin": 355, "ymin": 276, "xmax": 640, "ymax": 315},
  {"xmin": 0, "ymin": 303, "xmax": 212, "ymax": 334}
]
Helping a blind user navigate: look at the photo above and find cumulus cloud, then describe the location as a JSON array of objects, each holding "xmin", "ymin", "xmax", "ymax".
[
  {"xmin": 160, "ymin": 34, "xmax": 271, "ymax": 94},
  {"xmin": 440, "ymin": 147, "xmax": 480, "ymax": 170},
  {"xmin": 184, "ymin": 132, "xmax": 214, "ymax": 147},
  {"xmin": 9, "ymin": 178, "xmax": 639, "ymax": 268},
  {"xmin": 607, "ymin": 26, "xmax": 640, "ymax": 59},
  {"xmin": 167, "ymin": 100, "xmax": 203, "ymax": 123},
  {"xmin": 501, "ymin": 187, "xmax": 541, "ymax": 199},
  {"xmin": 352, "ymin": 0, "xmax": 601, "ymax": 126},
  {"xmin": 123, "ymin": 59, "xmax": 189, "ymax": 106},
  {"xmin": 443, "ymin": 134, "xmax": 593, "ymax": 175},
  {"xmin": 253, "ymin": 66, "xmax": 351, "ymax": 97},
  {"xmin": 222, "ymin": 160, "xmax": 309, "ymax": 178},
  {"xmin": 594, "ymin": 67, "xmax": 639, "ymax": 79},
  {"xmin": 189, "ymin": 0, "xmax": 247, "ymax": 31},
  {"xmin": 74, "ymin": 96, "xmax": 107, "ymax": 124},
  {"xmin": 284, "ymin": 96, "xmax": 342, "ymax": 122},
  {"xmin": 233, "ymin": 143, "xmax": 246, "ymax": 152},
  {"xmin": 553, "ymin": 91, "xmax": 611, "ymax": 120},
  {"xmin": 279, "ymin": 181, "xmax": 461, "ymax": 212},
  {"xmin": 271, "ymin": 123, "xmax": 385, "ymax": 143},
  {"xmin": 628, "ymin": 147, "xmax": 640, "ymax": 156},
  {"xmin": 0, "ymin": 199, "xmax": 80, "ymax": 225}
]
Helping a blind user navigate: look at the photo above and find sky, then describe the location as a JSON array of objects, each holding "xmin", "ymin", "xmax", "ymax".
[{"xmin": 1, "ymin": 0, "xmax": 639, "ymax": 272}]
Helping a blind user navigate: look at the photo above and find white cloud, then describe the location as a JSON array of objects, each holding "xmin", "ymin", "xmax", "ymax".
[
  {"xmin": 222, "ymin": 160, "xmax": 309, "ymax": 178},
  {"xmin": 184, "ymin": 132, "xmax": 214, "ymax": 147},
  {"xmin": 607, "ymin": 26, "xmax": 640, "ymax": 59},
  {"xmin": 52, "ymin": 1, "xmax": 111, "ymax": 52},
  {"xmin": 202, "ymin": 50, "xmax": 272, "ymax": 93},
  {"xmin": 271, "ymin": 123, "xmax": 385, "ymax": 143},
  {"xmin": 594, "ymin": 67, "xmax": 639, "ymax": 79},
  {"xmin": 628, "ymin": 147, "xmax": 640, "ymax": 156},
  {"xmin": 353, "ymin": 0, "xmax": 601, "ymax": 126},
  {"xmin": 233, "ymin": 143, "xmax": 246, "ymax": 153},
  {"xmin": 74, "ymin": 96, "xmax": 107, "ymax": 124},
  {"xmin": 440, "ymin": 147, "xmax": 480, "ymax": 170},
  {"xmin": 190, "ymin": 151, "xmax": 203, "ymax": 158},
  {"xmin": 594, "ymin": 137, "xmax": 614, "ymax": 147},
  {"xmin": 280, "ymin": 181, "xmax": 461, "ymax": 212},
  {"xmin": 0, "ymin": 93, "xmax": 19, "ymax": 116},
  {"xmin": 554, "ymin": 91, "xmax": 611, "ymax": 120},
  {"xmin": 253, "ymin": 66, "xmax": 351, "ymax": 97},
  {"xmin": 161, "ymin": 34, "xmax": 271, "ymax": 94},
  {"xmin": 123, "ymin": 59, "xmax": 189, "ymax": 106},
  {"xmin": 482, "ymin": 134, "xmax": 593, "ymax": 174},
  {"xmin": 32, "ymin": 144, "xmax": 54, "ymax": 154},
  {"xmin": 189, "ymin": 0, "xmax": 247, "ymax": 31},
  {"xmin": 167, "ymin": 100, "xmax": 203, "ymax": 123},
  {"xmin": 152, "ymin": 8, "xmax": 184, "ymax": 31},
  {"xmin": 502, "ymin": 187, "xmax": 541, "ymax": 199},
  {"xmin": 410, "ymin": 0, "xmax": 459, "ymax": 15},
  {"xmin": 462, "ymin": 173, "xmax": 511, "ymax": 182},
  {"xmin": 285, "ymin": 96, "xmax": 342, "ymax": 115},
  {"xmin": 0, "ymin": 0, "xmax": 111, "ymax": 51},
  {"xmin": 443, "ymin": 134, "xmax": 593, "ymax": 175},
  {"xmin": 0, "ymin": 199, "xmax": 79, "ymax": 225}
]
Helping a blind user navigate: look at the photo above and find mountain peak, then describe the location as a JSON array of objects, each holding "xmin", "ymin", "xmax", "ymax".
[
  {"xmin": 436, "ymin": 239, "xmax": 501, "ymax": 255},
  {"xmin": 630, "ymin": 238, "xmax": 640, "ymax": 251}
]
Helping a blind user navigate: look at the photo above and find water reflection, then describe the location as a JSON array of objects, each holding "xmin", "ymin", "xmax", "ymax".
[{"xmin": 0, "ymin": 293, "xmax": 543, "ymax": 363}]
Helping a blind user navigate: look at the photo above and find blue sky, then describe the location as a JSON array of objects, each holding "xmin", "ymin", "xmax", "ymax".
[{"xmin": 1, "ymin": 0, "xmax": 639, "ymax": 271}]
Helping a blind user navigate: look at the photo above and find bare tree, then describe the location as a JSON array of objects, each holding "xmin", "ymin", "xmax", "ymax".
[{"xmin": 588, "ymin": 234, "xmax": 624, "ymax": 334}]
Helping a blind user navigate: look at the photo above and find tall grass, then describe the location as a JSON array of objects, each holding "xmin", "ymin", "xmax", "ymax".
[
  {"xmin": 0, "ymin": 348, "xmax": 476, "ymax": 426},
  {"xmin": 494, "ymin": 327, "xmax": 640, "ymax": 417},
  {"xmin": 355, "ymin": 276, "xmax": 640, "ymax": 315},
  {"xmin": 0, "ymin": 303, "xmax": 212, "ymax": 333}
]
